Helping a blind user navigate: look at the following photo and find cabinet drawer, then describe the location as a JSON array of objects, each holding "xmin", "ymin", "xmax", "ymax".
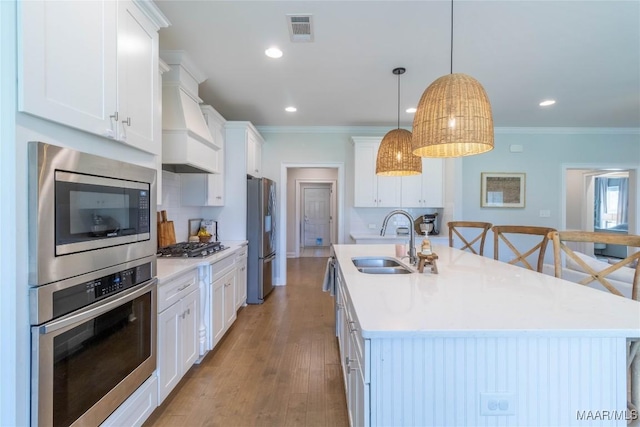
[
  {"xmin": 210, "ymin": 255, "xmax": 235, "ymax": 283},
  {"xmin": 235, "ymin": 246, "xmax": 248, "ymax": 260},
  {"xmin": 157, "ymin": 269, "xmax": 198, "ymax": 313}
]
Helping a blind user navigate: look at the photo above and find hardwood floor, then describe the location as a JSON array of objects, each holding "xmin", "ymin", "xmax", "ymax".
[{"xmin": 144, "ymin": 257, "xmax": 348, "ymax": 427}]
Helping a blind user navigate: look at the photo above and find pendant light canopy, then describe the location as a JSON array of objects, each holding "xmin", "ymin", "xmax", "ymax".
[
  {"xmin": 376, "ymin": 67, "xmax": 422, "ymax": 176},
  {"xmin": 411, "ymin": 1, "xmax": 494, "ymax": 158}
]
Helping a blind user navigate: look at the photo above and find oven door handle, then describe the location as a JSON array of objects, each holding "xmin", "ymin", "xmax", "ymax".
[{"xmin": 37, "ymin": 279, "xmax": 157, "ymax": 335}]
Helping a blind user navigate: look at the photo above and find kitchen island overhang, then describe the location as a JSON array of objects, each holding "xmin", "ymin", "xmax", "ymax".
[{"xmin": 332, "ymin": 244, "xmax": 640, "ymax": 427}]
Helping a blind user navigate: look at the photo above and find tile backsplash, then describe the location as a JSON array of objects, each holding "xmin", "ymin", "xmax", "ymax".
[{"xmin": 158, "ymin": 171, "xmax": 222, "ymax": 243}]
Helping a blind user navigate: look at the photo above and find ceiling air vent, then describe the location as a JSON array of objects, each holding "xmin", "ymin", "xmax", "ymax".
[{"xmin": 287, "ymin": 14, "xmax": 314, "ymax": 42}]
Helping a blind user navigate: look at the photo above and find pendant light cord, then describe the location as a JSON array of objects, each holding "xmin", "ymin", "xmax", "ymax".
[
  {"xmin": 396, "ymin": 71, "xmax": 401, "ymax": 129},
  {"xmin": 450, "ymin": 0, "xmax": 454, "ymax": 74}
]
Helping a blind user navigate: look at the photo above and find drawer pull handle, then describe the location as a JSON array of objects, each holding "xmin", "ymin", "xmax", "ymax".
[{"xmin": 347, "ymin": 365, "xmax": 358, "ymax": 374}]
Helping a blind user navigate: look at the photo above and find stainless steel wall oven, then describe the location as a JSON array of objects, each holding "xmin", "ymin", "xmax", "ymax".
[{"xmin": 28, "ymin": 142, "xmax": 157, "ymax": 426}]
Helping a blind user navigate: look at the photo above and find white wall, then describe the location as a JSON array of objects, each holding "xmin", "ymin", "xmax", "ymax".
[
  {"xmin": 0, "ymin": 1, "xmax": 22, "ymax": 424},
  {"xmin": 458, "ymin": 130, "xmax": 640, "ymax": 261}
]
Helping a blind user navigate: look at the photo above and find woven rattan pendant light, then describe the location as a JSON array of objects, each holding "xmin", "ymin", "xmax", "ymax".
[
  {"xmin": 412, "ymin": 0, "xmax": 494, "ymax": 158},
  {"xmin": 376, "ymin": 67, "xmax": 422, "ymax": 176}
]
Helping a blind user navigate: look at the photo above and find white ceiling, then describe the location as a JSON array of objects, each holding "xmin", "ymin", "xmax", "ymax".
[{"xmin": 155, "ymin": 1, "xmax": 640, "ymax": 129}]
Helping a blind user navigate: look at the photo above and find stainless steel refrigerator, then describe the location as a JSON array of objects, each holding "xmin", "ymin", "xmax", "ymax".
[{"xmin": 247, "ymin": 177, "xmax": 276, "ymax": 304}]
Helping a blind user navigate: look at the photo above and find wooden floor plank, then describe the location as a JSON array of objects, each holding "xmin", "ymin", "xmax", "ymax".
[{"xmin": 144, "ymin": 257, "xmax": 347, "ymax": 427}]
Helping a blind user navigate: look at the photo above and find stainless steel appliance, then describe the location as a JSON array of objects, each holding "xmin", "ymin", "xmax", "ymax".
[
  {"xmin": 157, "ymin": 241, "xmax": 228, "ymax": 258},
  {"xmin": 416, "ymin": 213, "xmax": 440, "ymax": 236},
  {"xmin": 247, "ymin": 177, "xmax": 276, "ymax": 304},
  {"xmin": 30, "ymin": 262, "xmax": 156, "ymax": 427},
  {"xmin": 28, "ymin": 141, "xmax": 157, "ymax": 287},
  {"xmin": 29, "ymin": 142, "xmax": 157, "ymax": 426}
]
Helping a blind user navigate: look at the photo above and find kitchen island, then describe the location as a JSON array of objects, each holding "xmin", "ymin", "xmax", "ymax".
[{"xmin": 332, "ymin": 244, "xmax": 640, "ymax": 427}]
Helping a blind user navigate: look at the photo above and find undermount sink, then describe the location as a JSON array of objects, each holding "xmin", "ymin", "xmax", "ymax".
[{"xmin": 352, "ymin": 257, "xmax": 413, "ymax": 274}]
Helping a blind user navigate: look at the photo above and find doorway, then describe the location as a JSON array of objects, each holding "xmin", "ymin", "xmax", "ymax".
[
  {"xmin": 278, "ymin": 163, "xmax": 345, "ymax": 286},
  {"xmin": 563, "ymin": 165, "xmax": 637, "ymax": 257},
  {"xmin": 298, "ymin": 182, "xmax": 335, "ymax": 257}
]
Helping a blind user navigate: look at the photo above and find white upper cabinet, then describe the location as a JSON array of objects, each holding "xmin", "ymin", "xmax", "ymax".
[
  {"xmin": 226, "ymin": 121, "xmax": 264, "ymax": 179},
  {"xmin": 18, "ymin": 0, "xmax": 168, "ymax": 154},
  {"xmin": 352, "ymin": 137, "xmax": 401, "ymax": 208},
  {"xmin": 400, "ymin": 157, "xmax": 445, "ymax": 208},
  {"xmin": 352, "ymin": 136, "xmax": 445, "ymax": 209},
  {"xmin": 246, "ymin": 129, "xmax": 263, "ymax": 178}
]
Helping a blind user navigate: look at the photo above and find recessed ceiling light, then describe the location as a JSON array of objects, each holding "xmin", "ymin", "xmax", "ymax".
[
  {"xmin": 406, "ymin": 107, "xmax": 417, "ymax": 113},
  {"xmin": 539, "ymin": 99, "xmax": 556, "ymax": 107},
  {"xmin": 265, "ymin": 47, "xmax": 283, "ymax": 58},
  {"xmin": 285, "ymin": 106, "xmax": 297, "ymax": 112}
]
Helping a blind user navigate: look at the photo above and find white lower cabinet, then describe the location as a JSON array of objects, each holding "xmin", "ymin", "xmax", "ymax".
[
  {"xmin": 235, "ymin": 245, "xmax": 248, "ymax": 309},
  {"xmin": 157, "ymin": 269, "xmax": 199, "ymax": 404},
  {"xmin": 210, "ymin": 255, "xmax": 237, "ymax": 348},
  {"xmin": 336, "ymin": 269, "xmax": 369, "ymax": 427}
]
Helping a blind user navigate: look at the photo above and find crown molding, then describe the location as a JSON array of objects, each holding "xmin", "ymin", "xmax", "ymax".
[
  {"xmin": 255, "ymin": 125, "xmax": 640, "ymax": 136},
  {"xmin": 133, "ymin": 0, "xmax": 170, "ymax": 29}
]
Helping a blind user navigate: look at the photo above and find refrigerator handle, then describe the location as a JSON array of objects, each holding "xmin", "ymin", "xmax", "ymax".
[{"xmin": 264, "ymin": 252, "xmax": 277, "ymax": 262}]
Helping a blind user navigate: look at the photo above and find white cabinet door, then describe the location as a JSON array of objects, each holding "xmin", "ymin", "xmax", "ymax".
[
  {"xmin": 157, "ymin": 301, "xmax": 181, "ymax": 404},
  {"xmin": 18, "ymin": 0, "xmax": 118, "ymax": 138},
  {"xmin": 353, "ymin": 139, "xmax": 401, "ymax": 207},
  {"xmin": 223, "ymin": 270, "xmax": 237, "ymax": 328},
  {"xmin": 376, "ymin": 175, "xmax": 401, "ymax": 208},
  {"xmin": 181, "ymin": 288, "xmax": 199, "ymax": 372},
  {"xmin": 211, "ymin": 275, "xmax": 225, "ymax": 347},
  {"xmin": 401, "ymin": 157, "xmax": 445, "ymax": 208},
  {"xmin": 235, "ymin": 254, "xmax": 247, "ymax": 310},
  {"xmin": 181, "ymin": 174, "xmax": 224, "ymax": 206},
  {"xmin": 421, "ymin": 157, "xmax": 444, "ymax": 207},
  {"xmin": 246, "ymin": 130, "xmax": 262, "ymax": 178},
  {"xmin": 116, "ymin": 0, "xmax": 158, "ymax": 153}
]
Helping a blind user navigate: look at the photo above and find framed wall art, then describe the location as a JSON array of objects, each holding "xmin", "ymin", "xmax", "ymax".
[{"xmin": 481, "ymin": 172, "xmax": 526, "ymax": 208}]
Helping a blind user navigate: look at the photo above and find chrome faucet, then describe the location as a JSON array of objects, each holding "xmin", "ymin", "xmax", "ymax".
[{"xmin": 380, "ymin": 209, "xmax": 417, "ymax": 266}]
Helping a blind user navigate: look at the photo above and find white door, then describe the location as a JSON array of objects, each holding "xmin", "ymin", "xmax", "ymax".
[{"xmin": 303, "ymin": 186, "xmax": 331, "ymax": 247}]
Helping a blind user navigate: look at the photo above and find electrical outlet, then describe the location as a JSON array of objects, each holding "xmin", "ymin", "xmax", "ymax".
[
  {"xmin": 539, "ymin": 209, "xmax": 551, "ymax": 218},
  {"xmin": 480, "ymin": 392, "xmax": 516, "ymax": 416},
  {"xmin": 368, "ymin": 223, "xmax": 376, "ymax": 229}
]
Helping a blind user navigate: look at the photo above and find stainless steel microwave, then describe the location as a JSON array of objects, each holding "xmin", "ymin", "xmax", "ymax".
[{"xmin": 29, "ymin": 142, "xmax": 157, "ymax": 286}]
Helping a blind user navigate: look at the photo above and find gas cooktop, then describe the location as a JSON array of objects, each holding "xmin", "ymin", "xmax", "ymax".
[{"xmin": 157, "ymin": 241, "xmax": 228, "ymax": 258}]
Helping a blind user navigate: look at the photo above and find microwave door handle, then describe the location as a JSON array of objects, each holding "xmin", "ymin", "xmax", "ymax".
[{"xmin": 38, "ymin": 279, "xmax": 157, "ymax": 335}]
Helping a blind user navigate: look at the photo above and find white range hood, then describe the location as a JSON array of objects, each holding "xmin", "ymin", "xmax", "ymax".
[{"xmin": 160, "ymin": 50, "xmax": 221, "ymax": 174}]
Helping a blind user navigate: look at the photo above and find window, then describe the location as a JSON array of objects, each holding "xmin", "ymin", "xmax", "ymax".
[{"xmin": 594, "ymin": 176, "xmax": 628, "ymax": 231}]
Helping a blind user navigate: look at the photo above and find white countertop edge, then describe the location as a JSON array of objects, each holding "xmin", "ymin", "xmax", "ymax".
[
  {"xmin": 361, "ymin": 328, "xmax": 640, "ymax": 339},
  {"xmin": 156, "ymin": 240, "xmax": 248, "ymax": 284}
]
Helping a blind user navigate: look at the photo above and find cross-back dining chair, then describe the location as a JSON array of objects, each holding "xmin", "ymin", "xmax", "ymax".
[
  {"xmin": 548, "ymin": 230, "xmax": 640, "ymax": 300},
  {"xmin": 492, "ymin": 225, "xmax": 556, "ymax": 273},
  {"xmin": 447, "ymin": 221, "xmax": 492, "ymax": 256}
]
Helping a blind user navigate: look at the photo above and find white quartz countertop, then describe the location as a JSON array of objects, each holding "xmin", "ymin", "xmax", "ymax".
[
  {"xmin": 333, "ymin": 244, "xmax": 640, "ymax": 339},
  {"xmin": 156, "ymin": 240, "xmax": 247, "ymax": 284}
]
